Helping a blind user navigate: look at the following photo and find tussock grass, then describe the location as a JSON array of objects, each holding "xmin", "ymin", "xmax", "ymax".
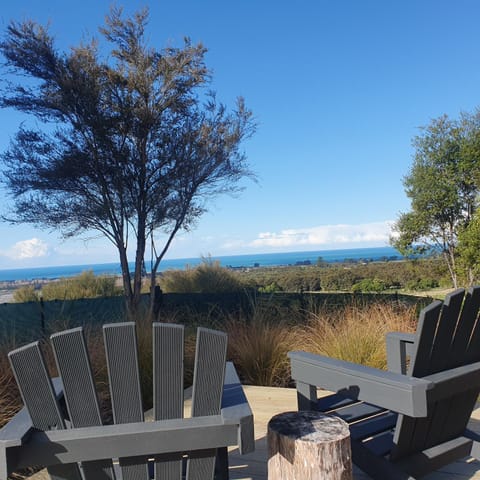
[
  {"xmin": 226, "ymin": 316, "xmax": 295, "ymax": 386},
  {"xmin": 0, "ymin": 347, "xmax": 21, "ymax": 428},
  {"xmin": 225, "ymin": 296, "xmax": 301, "ymax": 387},
  {"xmin": 300, "ymin": 301, "xmax": 417, "ymax": 369}
]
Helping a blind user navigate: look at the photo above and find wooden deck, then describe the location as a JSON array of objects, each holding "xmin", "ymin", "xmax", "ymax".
[
  {"xmin": 227, "ymin": 386, "xmax": 480, "ymax": 480},
  {"xmin": 28, "ymin": 385, "xmax": 480, "ymax": 479}
]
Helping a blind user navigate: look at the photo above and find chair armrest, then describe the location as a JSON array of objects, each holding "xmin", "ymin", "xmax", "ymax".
[
  {"xmin": 0, "ymin": 406, "xmax": 34, "ymax": 479},
  {"xmin": 386, "ymin": 332, "xmax": 416, "ymax": 374},
  {"xmin": 0, "ymin": 377, "xmax": 64, "ymax": 447},
  {"xmin": 221, "ymin": 362, "xmax": 254, "ymax": 454},
  {"xmin": 289, "ymin": 351, "xmax": 433, "ymax": 417},
  {"xmin": 8, "ymin": 416, "xmax": 239, "ymax": 471},
  {"xmin": 0, "ymin": 407, "xmax": 33, "ymax": 449},
  {"xmin": 0, "ymin": 377, "xmax": 64, "ymax": 478}
]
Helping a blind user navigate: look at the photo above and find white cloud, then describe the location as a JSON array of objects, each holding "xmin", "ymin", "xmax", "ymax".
[
  {"xmin": 248, "ymin": 221, "xmax": 395, "ymax": 249},
  {"xmin": 8, "ymin": 238, "xmax": 49, "ymax": 259}
]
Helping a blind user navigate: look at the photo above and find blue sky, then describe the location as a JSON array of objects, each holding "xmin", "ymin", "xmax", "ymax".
[{"xmin": 0, "ymin": 0, "xmax": 479, "ymax": 269}]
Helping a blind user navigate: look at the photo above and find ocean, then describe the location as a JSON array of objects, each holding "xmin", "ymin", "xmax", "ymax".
[{"xmin": 0, "ymin": 246, "xmax": 402, "ymax": 282}]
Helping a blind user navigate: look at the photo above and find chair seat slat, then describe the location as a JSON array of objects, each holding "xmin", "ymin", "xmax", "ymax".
[
  {"xmin": 331, "ymin": 402, "xmax": 386, "ymax": 424},
  {"xmin": 349, "ymin": 412, "xmax": 398, "ymax": 441},
  {"xmin": 317, "ymin": 392, "xmax": 359, "ymax": 412}
]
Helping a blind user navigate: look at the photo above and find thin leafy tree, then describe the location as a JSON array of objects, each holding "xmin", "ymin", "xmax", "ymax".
[
  {"xmin": 0, "ymin": 7, "xmax": 255, "ymax": 318},
  {"xmin": 391, "ymin": 113, "xmax": 480, "ymax": 288}
]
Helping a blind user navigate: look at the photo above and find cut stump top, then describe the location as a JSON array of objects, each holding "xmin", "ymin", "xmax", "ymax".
[{"xmin": 268, "ymin": 411, "xmax": 350, "ymax": 443}]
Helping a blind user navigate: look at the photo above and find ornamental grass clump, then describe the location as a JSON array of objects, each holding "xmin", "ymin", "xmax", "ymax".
[
  {"xmin": 225, "ymin": 296, "xmax": 300, "ymax": 387},
  {"xmin": 301, "ymin": 302, "xmax": 417, "ymax": 370},
  {"xmin": 0, "ymin": 348, "xmax": 21, "ymax": 428},
  {"xmin": 226, "ymin": 316, "xmax": 294, "ymax": 387}
]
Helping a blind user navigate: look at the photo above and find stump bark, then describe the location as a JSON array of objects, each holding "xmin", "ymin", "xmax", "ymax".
[{"xmin": 267, "ymin": 411, "xmax": 352, "ymax": 480}]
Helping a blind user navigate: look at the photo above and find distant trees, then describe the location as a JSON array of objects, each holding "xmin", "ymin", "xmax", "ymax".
[
  {"xmin": 0, "ymin": 7, "xmax": 255, "ymax": 318},
  {"xmin": 391, "ymin": 112, "xmax": 480, "ymax": 287},
  {"xmin": 238, "ymin": 258, "xmax": 450, "ymax": 292}
]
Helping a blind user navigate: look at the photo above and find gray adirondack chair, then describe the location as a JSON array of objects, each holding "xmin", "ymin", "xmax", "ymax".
[
  {"xmin": 289, "ymin": 287, "xmax": 480, "ymax": 479},
  {"xmin": 0, "ymin": 322, "xmax": 254, "ymax": 480}
]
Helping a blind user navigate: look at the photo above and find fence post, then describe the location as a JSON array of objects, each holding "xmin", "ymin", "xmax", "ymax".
[{"xmin": 40, "ymin": 297, "xmax": 45, "ymax": 333}]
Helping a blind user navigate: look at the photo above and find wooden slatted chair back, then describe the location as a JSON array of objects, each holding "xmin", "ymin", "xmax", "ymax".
[
  {"xmin": 391, "ymin": 287, "xmax": 480, "ymax": 460},
  {"xmin": 8, "ymin": 322, "xmax": 228, "ymax": 480}
]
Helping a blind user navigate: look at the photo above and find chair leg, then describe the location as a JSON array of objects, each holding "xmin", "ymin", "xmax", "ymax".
[
  {"xmin": 296, "ymin": 381, "xmax": 317, "ymax": 411},
  {"xmin": 214, "ymin": 447, "xmax": 229, "ymax": 480}
]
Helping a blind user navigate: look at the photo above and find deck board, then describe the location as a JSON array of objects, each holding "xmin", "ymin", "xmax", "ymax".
[{"xmin": 27, "ymin": 386, "xmax": 480, "ymax": 480}]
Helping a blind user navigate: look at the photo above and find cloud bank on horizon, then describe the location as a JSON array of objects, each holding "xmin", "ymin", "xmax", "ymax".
[
  {"xmin": 220, "ymin": 220, "xmax": 395, "ymax": 252},
  {"xmin": 0, "ymin": 220, "xmax": 396, "ymax": 268},
  {"xmin": 249, "ymin": 221, "xmax": 394, "ymax": 249}
]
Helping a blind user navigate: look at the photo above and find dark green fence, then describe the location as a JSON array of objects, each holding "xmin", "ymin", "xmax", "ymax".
[
  {"xmin": 0, "ymin": 291, "xmax": 431, "ymax": 347},
  {"xmin": 0, "ymin": 295, "xmax": 132, "ymax": 345}
]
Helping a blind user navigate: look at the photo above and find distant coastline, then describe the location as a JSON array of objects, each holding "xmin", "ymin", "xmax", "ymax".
[{"xmin": 0, "ymin": 246, "xmax": 402, "ymax": 283}]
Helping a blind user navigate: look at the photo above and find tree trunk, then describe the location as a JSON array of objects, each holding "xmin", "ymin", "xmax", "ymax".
[
  {"xmin": 268, "ymin": 411, "xmax": 352, "ymax": 480},
  {"xmin": 116, "ymin": 243, "xmax": 133, "ymax": 314},
  {"xmin": 130, "ymin": 219, "xmax": 146, "ymax": 318},
  {"xmin": 148, "ymin": 263, "xmax": 159, "ymax": 320},
  {"xmin": 443, "ymin": 248, "xmax": 458, "ymax": 289},
  {"xmin": 147, "ymin": 223, "xmax": 183, "ymax": 319}
]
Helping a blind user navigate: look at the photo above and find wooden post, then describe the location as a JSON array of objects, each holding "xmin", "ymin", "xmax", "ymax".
[{"xmin": 267, "ymin": 411, "xmax": 352, "ymax": 480}]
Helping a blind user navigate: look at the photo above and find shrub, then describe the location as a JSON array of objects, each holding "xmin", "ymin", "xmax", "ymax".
[
  {"xmin": 352, "ymin": 278, "xmax": 387, "ymax": 293},
  {"xmin": 258, "ymin": 282, "xmax": 282, "ymax": 293},
  {"xmin": 161, "ymin": 260, "xmax": 244, "ymax": 293},
  {"xmin": 277, "ymin": 270, "xmax": 321, "ymax": 292},
  {"xmin": 13, "ymin": 285, "xmax": 39, "ymax": 303},
  {"xmin": 160, "ymin": 269, "xmax": 195, "ymax": 293},
  {"xmin": 320, "ymin": 267, "xmax": 358, "ymax": 291},
  {"xmin": 194, "ymin": 260, "xmax": 243, "ymax": 293},
  {"xmin": 41, "ymin": 271, "xmax": 121, "ymax": 300},
  {"xmin": 405, "ymin": 278, "xmax": 439, "ymax": 291}
]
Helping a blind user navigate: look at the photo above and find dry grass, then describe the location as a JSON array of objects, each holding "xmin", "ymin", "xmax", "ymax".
[
  {"xmin": 226, "ymin": 316, "xmax": 295, "ymax": 386},
  {"xmin": 299, "ymin": 301, "xmax": 417, "ymax": 369},
  {"xmin": 0, "ymin": 347, "xmax": 21, "ymax": 428},
  {"xmin": 225, "ymin": 296, "xmax": 302, "ymax": 387}
]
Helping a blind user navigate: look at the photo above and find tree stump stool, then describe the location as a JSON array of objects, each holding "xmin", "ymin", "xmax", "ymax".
[{"xmin": 267, "ymin": 411, "xmax": 352, "ymax": 480}]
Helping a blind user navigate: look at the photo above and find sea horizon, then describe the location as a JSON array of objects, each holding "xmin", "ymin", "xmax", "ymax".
[{"xmin": 0, "ymin": 245, "xmax": 402, "ymax": 282}]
